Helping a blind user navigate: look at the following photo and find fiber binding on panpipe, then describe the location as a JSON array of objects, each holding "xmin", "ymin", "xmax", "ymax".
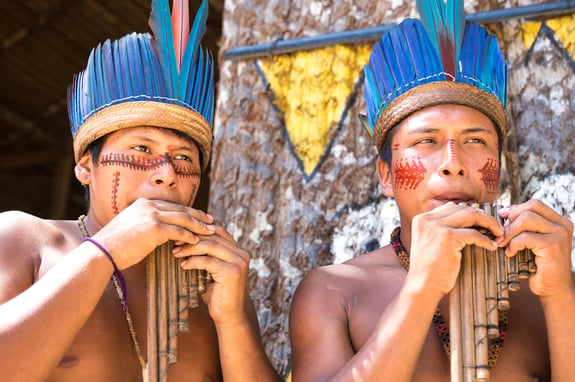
[
  {"xmin": 146, "ymin": 241, "xmax": 213, "ymax": 382},
  {"xmin": 449, "ymin": 203, "xmax": 536, "ymax": 382}
]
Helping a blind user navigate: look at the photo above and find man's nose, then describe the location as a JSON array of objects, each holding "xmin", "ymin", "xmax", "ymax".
[
  {"xmin": 150, "ymin": 154, "xmax": 177, "ymax": 187},
  {"xmin": 437, "ymin": 139, "xmax": 467, "ymax": 177}
]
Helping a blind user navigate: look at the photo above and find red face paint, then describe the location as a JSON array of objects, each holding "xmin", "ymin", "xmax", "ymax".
[
  {"xmin": 393, "ymin": 156, "xmax": 426, "ymax": 191},
  {"xmin": 447, "ymin": 139, "xmax": 457, "ymax": 162},
  {"xmin": 478, "ymin": 158, "xmax": 499, "ymax": 196},
  {"xmin": 100, "ymin": 152, "xmax": 201, "ymax": 178},
  {"xmin": 111, "ymin": 171, "xmax": 120, "ymax": 216},
  {"xmin": 393, "ymin": 143, "xmax": 400, "ymax": 151}
]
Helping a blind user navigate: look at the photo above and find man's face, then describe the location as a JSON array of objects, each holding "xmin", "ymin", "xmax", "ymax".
[
  {"xmin": 82, "ymin": 126, "xmax": 202, "ymax": 220},
  {"xmin": 378, "ymin": 104, "xmax": 501, "ymax": 225}
]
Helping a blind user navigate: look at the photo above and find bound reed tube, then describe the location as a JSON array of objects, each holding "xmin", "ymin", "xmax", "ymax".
[
  {"xmin": 147, "ymin": 241, "xmax": 213, "ymax": 382},
  {"xmin": 449, "ymin": 203, "xmax": 536, "ymax": 382}
]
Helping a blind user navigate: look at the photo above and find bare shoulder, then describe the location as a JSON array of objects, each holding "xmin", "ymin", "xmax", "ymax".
[
  {"xmin": 0, "ymin": 210, "xmax": 74, "ymax": 250},
  {"xmin": 291, "ymin": 245, "xmax": 401, "ymax": 317},
  {"xmin": 0, "ymin": 211, "xmax": 77, "ymax": 301},
  {"xmin": 289, "ymin": 245, "xmax": 403, "ymax": 380}
]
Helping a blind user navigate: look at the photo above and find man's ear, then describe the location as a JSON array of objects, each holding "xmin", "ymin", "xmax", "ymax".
[
  {"xmin": 377, "ymin": 159, "xmax": 394, "ymax": 197},
  {"xmin": 74, "ymin": 152, "xmax": 93, "ymax": 185}
]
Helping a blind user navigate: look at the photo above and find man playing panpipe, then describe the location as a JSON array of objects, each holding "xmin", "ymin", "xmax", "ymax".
[
  {"xmin": 289, "ymin": 0, "xmax": 575, "ymax": 381},
  {"xmin": 0, "ymin": 1, "xmax": 281, "ymax": 381}
]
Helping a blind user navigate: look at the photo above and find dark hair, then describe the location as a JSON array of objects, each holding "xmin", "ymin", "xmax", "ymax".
[
  {"xmin": 378, "ymin": 126, "xmax": 398, "ymax": 165},
  {"xmin": 81, "ymin": 134, "xmax": 109, "ymax": 204}
]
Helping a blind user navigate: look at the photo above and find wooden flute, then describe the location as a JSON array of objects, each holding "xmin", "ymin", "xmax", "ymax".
[
  {"xmin": 449, "ymin": 203, "xmax": 536, "ymax": 382},
  {"xmin": 146, "ymin": 241, "xmax": 213, "ymax": 382}
]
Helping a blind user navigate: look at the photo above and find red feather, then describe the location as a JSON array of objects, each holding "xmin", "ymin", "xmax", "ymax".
[{"xmin": 171, "ymin": 0, "xmax": 189, "ymax": 70}]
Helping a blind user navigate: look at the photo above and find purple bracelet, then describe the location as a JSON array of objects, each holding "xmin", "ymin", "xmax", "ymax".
[{"xmin": 83, "ymin": 237, "xmax": 128, "ymax": 313}]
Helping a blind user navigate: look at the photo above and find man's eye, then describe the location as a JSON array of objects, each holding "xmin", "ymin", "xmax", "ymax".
[
  {"xmin": 467, "ymin": 138, "xmax": 485, "ymax": 144},
  {"xmin": 133, "ymin": 145, "xmax": 150, "ymax": 153},
  {"xmin": 415, "ymin": 138, "xmax": 434, "ymax": 145},
  {"xmin": 173, "ymin": 154, "xmax": 192, "ymax": 162}
]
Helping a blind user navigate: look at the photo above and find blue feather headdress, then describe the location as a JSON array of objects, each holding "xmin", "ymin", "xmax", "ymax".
[
  {"xmin": 363, "ymin": 0, "xmax": 508, "ymax": 153},
  {"xmin": 68, "ymin": 0, "xmax": 214, "ymax": 171}
]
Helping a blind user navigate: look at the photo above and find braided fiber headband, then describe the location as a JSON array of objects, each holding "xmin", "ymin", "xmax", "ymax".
[
  {"xmin": 73, "ymin": 101, "xmax": 212, "ymax": 171},
  {"xmin": 373, "ymin": 81, "xmax": 507, "ymax": 154}
]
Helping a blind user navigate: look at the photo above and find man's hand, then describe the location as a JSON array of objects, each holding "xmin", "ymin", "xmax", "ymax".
[
  {"xmin": 497, "ymin": 199, "xmax": 574, "ymax": 301},
  {"xmin": 173, "ymin": 223, "xmax": 251, "ymax": 324},
  {"xmin": 409, "ymin": 202, "xmax": 503, "ymax": 299},
  {"xmin": 90, "ymin": 198, "xmax": 216, "ymax": 270}
]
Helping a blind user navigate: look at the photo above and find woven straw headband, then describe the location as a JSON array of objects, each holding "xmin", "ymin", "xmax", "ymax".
[
  {"xmin": 373, "ymin": 82, "xmax": 507, "ymax": 153},
  {"xmin": 73, "ymin": 101, "xmax": 212, "ymax": 172}
]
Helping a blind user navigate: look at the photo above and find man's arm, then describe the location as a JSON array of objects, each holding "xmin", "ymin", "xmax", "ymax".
[
  {"xmin": 176, "ymin": 224, "xmax": 281, "ymax": 381},
  {"xmin": 289, "ymin": 265, "xmax": 440, "ymax": 382},
  {"xmin": 542, "ymin": 273, "xmax": 575, "ymax": 381},
  {"xmin": 290, "ymin": 203, "xmax": 504, "ymax": 382},
  {"xmin": 0, "ymin": 211, "xmax": 116, "ymax": 380},
  {"xmin": 0, "ymin": 201, "xmax": 216, "ymax": 380}
]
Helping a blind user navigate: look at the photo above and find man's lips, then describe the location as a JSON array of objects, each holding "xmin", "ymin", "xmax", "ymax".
[{"xmin": 431, "ymin": 193, "xmax": 474, "ymax": 205}]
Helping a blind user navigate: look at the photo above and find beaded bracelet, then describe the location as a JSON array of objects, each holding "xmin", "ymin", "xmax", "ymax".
[{"xmin": 83, "ymin": 237, "xmax": 128, "ymax": 313}]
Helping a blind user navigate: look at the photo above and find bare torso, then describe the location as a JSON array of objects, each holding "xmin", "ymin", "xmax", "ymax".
[
  {"xmin": 3, "ymin": 212, "xmax": 222, "ymax": 382},
  {"xmin": 321, "ymin": 245, "xmax": 550, "ymax": 381}
]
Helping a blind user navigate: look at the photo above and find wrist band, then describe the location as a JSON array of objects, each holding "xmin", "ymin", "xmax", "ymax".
[{"xmin": 83, "ymin": 237, "xmax": 128, "ymax": 313}]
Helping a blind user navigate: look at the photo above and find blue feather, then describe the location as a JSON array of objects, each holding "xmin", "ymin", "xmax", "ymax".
[
  {"xmin": 136, "ymin": 36, "xmax": 153, "ymax": 97},
  {"xmin": 446, "ymin": 0, "xmax": 465, "ymax": 66},
  {"xmin": 206, "ymin": 53, "xmax": 215, "ymax": 125},
  {"xmin": 126, "ymin": 34, "xmax": 143, "ymax": 99},
  {"xmin": 389, "ymin": 26, "xmax": 416, "ymax": 89},
  {"xmin": 369, "ymin": 43, "xmax": 392, "ymax": 101},
  {"xmin": 358, "ymin": 113, "xmax": 373, "ymax": 138},
  {"xmin": 149, "ymin": 0, "xmax": 178, "ymax": 96},
  {"xmin": 99, "ymin": 44, "xmax": 111, "ymax": 106},
  {"xmin": 179, "ymin": 0, "xmax": 208, "ymax": 100},
  {"xmin": 413, "ymin": 20, "xmax": 444, "ymax": 81},
  {"xmin": 102, "ymin": 40, "xmax": 119, "ymax": 104},
  {"xmin": 480, "ymin": 35, "xmax": 498, "ymax": 92},
  {"xmin": 364, "ymin": 65, "xmax": 381, "ymax": 129},
  {"xmin": 416, "ymin": 0, "xmax": 445, "ymax": 54},
  {"xmin": 417, "ymin": 0, "xmax": 459, "ymax": 75},
  {"xmin": 118, "ymin": 37, "xmax": 134, "ymax": 98},
  {"xmin": 87, "ymin": 47, "xmax": 98, "ymax": 112},
  {"xmin": 197, "ymin": 50, "xmax": 209, "ymax": 113}
]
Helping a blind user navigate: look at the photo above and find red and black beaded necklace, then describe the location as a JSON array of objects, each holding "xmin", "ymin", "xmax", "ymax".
[{"xmin": 390, "ymin": 227, "xmax": 507, "ymax": 370}]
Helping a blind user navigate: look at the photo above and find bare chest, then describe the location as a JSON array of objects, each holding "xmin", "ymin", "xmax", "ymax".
[
  {"xmin": 347, "ymin": 275, "xmax": 550, "ymax": 381},
  {"xmin": 45, "ymin": 281, "xmax": 221, "ymax": 382}
]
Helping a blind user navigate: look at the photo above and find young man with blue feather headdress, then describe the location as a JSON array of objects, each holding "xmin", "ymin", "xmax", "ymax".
[
  {"xmin": 290, "ymin": 0, "xmax": 574, "ymax": 381},
  {"xmin": 0, "ymin": 1, "xmax": 281, "ymax": 381}
]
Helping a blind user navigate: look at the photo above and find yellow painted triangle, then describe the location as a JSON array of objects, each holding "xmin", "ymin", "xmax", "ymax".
[
  {"xmin": 521, "ymin": 21, "xmax": 541, "ymax": 49},
  {"xmin": 547, "ymin": 14, "xmax": 575, "ymax": 59},
  {"xmin": 259, "ymin": 44, "xmax": 372, "ymax": 176},
  {"xmin": 521, "ymin": 15, "xmax": 575, "ymax": 60}
]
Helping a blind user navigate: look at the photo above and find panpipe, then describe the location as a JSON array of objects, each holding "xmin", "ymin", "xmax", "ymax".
[
  {"xmin": 146, "ymin": 241, "xmax": 213, "ymax": 382},
  {"xmin": 449, "ymin": 203, "xmax": 536, "ymax": 382}
]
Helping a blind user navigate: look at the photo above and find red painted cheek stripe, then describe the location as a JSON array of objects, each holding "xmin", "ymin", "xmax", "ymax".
[
  {"xmin": 111, "ymin": 171, "xmax": 120, "ymax": 216},
  {"xmin": 478, "ymin": 158, "xmax": 500, "ymax": 195},
  {"xmin": 393, "ymin": 156, "xmax": 427, "ymax": 191}
]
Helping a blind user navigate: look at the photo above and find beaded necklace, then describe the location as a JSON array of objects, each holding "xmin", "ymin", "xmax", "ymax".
[
  {"xmin": 77, "ymin": 215, "xmax": 147, "ymax": 374},
  {"xmin": 390, "ymin": 227, "xmax": 507, "ymax": 370}
]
